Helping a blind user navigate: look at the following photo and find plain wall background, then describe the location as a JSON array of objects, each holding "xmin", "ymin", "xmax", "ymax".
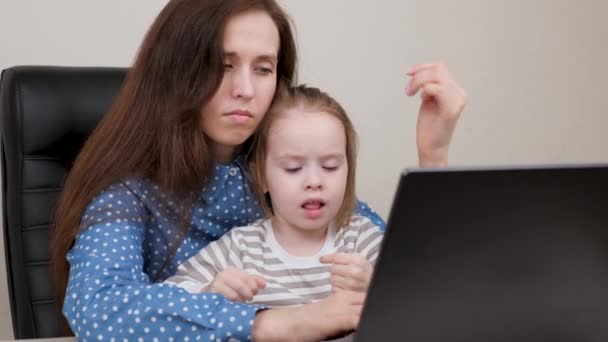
[{"xmin": 1, "ymin": 0, "xmax": 607, "ymax": 338}]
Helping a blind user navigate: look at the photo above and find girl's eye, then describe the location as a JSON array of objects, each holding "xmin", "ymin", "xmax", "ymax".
[
  {"xmin": 323, "ymin": 166, "xmax": 338, "ymax": 171},
  {"xmin": 224, "ymin": 64, "xmax": 234, "ymax": 70},
  {"xmin": 285, "ymin": 167, "xmax": 301, "ymax": 174}
]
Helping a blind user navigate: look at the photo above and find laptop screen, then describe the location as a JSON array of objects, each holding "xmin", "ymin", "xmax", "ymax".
[{"xmin": 356, "ymin": 165, "xmax": 608, "ymax": 342}]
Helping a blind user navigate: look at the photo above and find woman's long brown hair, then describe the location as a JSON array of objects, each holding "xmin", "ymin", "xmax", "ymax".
[{"xmin": 50, "ymin": 0, "xmax": 297, "ymax": 333}]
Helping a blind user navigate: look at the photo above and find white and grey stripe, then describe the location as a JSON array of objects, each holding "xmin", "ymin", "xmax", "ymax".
[{"xmin": 165, "ymin": 215, "xmax": 384, "ymax": 307}]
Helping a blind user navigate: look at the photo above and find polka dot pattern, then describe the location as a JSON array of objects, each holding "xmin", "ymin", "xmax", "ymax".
[{"xmin": 63, "ymin": 156, "xmax": 385, "ymax": 340}]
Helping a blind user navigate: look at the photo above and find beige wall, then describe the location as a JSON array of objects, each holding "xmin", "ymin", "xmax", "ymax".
[{"xmin": 1, "ymin": 0, "xmax": 607, "ymax": 339}]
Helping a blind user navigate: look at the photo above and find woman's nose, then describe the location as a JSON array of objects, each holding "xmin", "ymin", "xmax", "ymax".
[{"xmin": 231, "ymin": 68, "xmax": 255, "ymax": 100}]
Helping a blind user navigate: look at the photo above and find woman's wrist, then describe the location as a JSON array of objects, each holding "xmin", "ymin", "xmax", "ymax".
[
  {"xmin": 418, "ymin": 148, "xmax": 449, "ymax": 167},
  {"xmin": 252, "ymin": 306, "xmax": 318, "ymax": 342},
  {"xmin": 252, "ymin": 309, "xmax": 278, "ymax": 341},
  {"xmin": 252, "ymin": 308, "xmax": 297, "ymax": 341}
]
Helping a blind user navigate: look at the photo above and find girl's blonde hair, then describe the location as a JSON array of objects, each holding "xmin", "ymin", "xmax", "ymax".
[{"xmin": 250, "ymin": 85, "xmax": 358, "ymax": 227}]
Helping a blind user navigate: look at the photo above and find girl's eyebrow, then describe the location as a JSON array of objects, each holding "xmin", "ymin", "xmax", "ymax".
[
  {"xmin": 320, "ymin": 154, "xmax": 345, "ymax": 161},
  {"xmin": 276, "ymin": 154, "xmax": 345, "ymax": 162},
  {"xmin": 277, "ymin": 154, "xmax": 305, "ymax": 162}
]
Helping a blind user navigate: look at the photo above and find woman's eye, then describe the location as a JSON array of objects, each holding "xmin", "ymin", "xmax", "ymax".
[
  {"xmin": 285, "ymin": 167, "xmax": 301, "ymax": 174},
  {"xmin": 224, "ymin": 63, "xmax": 234, "ymax": 70},
  {"xmin": 256, "ymin": 67, "xmax": 273, "ymax": 75},
  {"xmin": 323, "ymin": 166, "xmax": 338, "ymax": 171}
]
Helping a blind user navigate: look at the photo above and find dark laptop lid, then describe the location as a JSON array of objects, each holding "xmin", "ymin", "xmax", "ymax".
[{"xmin": 356, "ymin": 165, "xmax": 608, "ymax": 342}]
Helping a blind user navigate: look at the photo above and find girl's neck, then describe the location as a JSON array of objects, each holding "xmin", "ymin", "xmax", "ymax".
[{"xmin": 270, "ymin": 217, "xmax": 330, "ymax": 257}]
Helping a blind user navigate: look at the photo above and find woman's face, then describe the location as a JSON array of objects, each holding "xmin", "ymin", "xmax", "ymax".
[{"xmin": 201, "ymin": 10, "xmax": 280, "ymax": 162}]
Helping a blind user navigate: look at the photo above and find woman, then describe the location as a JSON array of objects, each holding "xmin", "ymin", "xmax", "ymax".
[{"xmin": 51, "ymin": 0, "xmax": 467, "ymax": 340}]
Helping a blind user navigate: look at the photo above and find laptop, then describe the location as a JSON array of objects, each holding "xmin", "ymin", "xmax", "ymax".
[{"xmin": 355, "ymin": 164, "xmax": 608, "ymax": 342}]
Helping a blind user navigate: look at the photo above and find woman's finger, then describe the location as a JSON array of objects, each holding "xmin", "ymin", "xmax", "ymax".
[
  {"xmin": 407, "ymin": 67, "xmax": 442, "ymax": 96},
  {"xmin": 420, "ymin": 83, "xmax": 442, "ymax": 101},
  {"xmin": 407, "ymin": 62, "xmax": 444, "ymax": 75}
]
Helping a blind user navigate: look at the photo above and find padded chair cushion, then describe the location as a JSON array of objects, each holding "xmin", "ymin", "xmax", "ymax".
[{"xmin": 1, "ymin": 66, "xmax": 126, "ymax": 338}]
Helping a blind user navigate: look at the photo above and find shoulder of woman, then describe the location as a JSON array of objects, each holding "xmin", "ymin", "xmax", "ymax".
[{"xmin": 83, "ymin": 177, "xmax": 150, "ymax": 217}]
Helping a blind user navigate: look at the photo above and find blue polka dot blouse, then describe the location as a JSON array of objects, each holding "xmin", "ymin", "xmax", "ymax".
[{"xmin": 63, "ymin": 155, "xmax": 385, "ymax": 341}]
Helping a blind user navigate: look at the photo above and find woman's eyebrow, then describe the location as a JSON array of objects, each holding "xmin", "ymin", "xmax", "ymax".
[
  {"xmin": 224, "ymin": 51, "xmax": 277, "ymax": 63},
  {"xmin": 255, "ymin": 55, "xmax": 278, "ymax": 64}
]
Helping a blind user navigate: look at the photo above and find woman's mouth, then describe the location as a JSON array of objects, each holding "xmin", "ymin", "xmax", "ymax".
[{"xmin": 224, "ymin": 110, "xmax": 253, "ymax": 124}]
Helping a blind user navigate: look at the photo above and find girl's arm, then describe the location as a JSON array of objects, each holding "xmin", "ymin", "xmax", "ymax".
[{"xmin": 165, "ymin": 230, "xmax": 265, "ymax": 302}]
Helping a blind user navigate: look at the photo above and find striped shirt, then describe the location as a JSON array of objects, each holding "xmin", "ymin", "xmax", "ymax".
[{"xmin": 165, "ymin": 214, "xmax": 384, "ymax": 307}]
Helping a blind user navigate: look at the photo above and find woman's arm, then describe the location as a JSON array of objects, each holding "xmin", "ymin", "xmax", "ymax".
[
  {"xmin": 253, "ymin": 290, "xmax": 365, "ymax": 342},
  {"xmin": 63, "ymin": 181, "xmax": 261, "ymax": 340},
  {"xmin": 407, "ymin": 62, "xmax": 468, "ymax": 167}
]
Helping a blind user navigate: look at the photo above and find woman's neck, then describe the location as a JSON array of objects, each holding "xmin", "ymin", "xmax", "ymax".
[
  {"xmin": 210, "ymin": 142, "xmax": 240, "ymax": 164},
  {"xmin": 270, "ymin": 217, "xmax": 329, "ymax": 257}
]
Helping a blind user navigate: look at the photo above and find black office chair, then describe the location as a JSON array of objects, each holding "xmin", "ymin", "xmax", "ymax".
[{"xmin": 0, "ymin": 66, "xmax": 126, "ymax": 338}]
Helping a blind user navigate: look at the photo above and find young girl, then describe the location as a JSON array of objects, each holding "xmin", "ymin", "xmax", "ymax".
[{"xmin": 165, "ymin": 85, "xmax": 383, "ymax": 308}]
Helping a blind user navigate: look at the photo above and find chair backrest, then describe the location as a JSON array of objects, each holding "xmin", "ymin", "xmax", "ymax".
[{"xmin": 0, "ymin": 66, "xmax": 127, "ymax": 338}]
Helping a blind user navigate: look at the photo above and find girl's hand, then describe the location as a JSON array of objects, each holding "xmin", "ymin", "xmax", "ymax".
[
  {"xmin": 206, "ymin": 266, "xmax": 266, "ymax": 302},
  {"xmin": 321, "ymin": 253, "xmax": 373, "ymax": 293}
]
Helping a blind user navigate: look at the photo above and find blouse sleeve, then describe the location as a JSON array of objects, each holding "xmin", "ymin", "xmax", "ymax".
[{"xmin": 63, "ymin": 181, "xmax": 261, "ymax": 341}]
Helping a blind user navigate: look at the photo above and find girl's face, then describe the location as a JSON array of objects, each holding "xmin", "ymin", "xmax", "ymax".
[
  {"xmin": 201, "ymin": 10, "xmax": 279, "ymax": 162},
  {"xmin": 264, "ymin": 109, "xmax": 349, "ymax": 234}
]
